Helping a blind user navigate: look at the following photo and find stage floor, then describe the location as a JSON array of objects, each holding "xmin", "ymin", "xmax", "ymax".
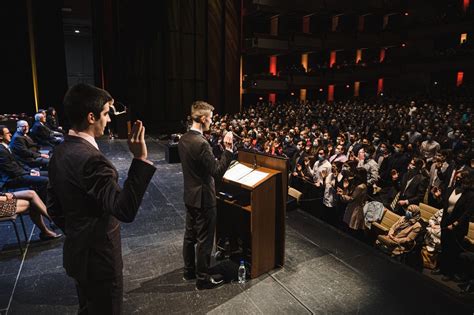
[{"xmin": 0, "ymin": 138, "xmax": 473, "ymax": 314}]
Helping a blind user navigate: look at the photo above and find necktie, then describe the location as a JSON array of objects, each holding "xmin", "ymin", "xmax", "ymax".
[{"xmin": 390, "ymin": 192, "xmax": 400, "ymax": 211}]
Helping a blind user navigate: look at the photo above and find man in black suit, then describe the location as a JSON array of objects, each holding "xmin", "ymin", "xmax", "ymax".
[
  {"xmin": 391, "ymin": 157, "xmax": 428, "ymax": 215},
  {"xmin": 47, "ymin": 83, "xmax": 156, "ymax": 314},
  {"xmin": 10, "ymin": 120, "xmax": 49, "ymax": 169},
  {"xmin": 178, "ymin": 101, "xmax": 233, "ymax": 290},
  {"xmin": 30, "ymin": 113, "xmax": 63, "ymax": 147},
  {"xmin": 0, "ymin": 126, "xmax": 49, "ymax": 200}
]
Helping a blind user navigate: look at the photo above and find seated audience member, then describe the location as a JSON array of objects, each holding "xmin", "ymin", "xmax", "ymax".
[
  {"xmin": 376, "ymin": 205, "xmax": 423, "ymax": 256},
  {"xmin": 421, "ymin": 208, "xmax": 443, "ymax": 270},
  {"xmin": 0, "ymin": 126, "xmax": 48, "ymax": 200},
  {"xmin": 46, "ymin": 107, "xmax": 65, "ymax": 135},
  {"xmin": 10, "ymin": 120, "xmax": 49, "ymax": 169},
  {"xmin": 30, "ymin": 113, "xmax": 63, "ymax": 147},
  {"xmin": 0, "ymin": 190, "xmax": 60, "ymax": 240}
]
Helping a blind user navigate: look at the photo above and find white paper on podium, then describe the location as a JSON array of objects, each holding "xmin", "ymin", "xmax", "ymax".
[
  {"xmin": 238, "ymin": 170, "xmax": 269, "ymax": 187},
  {"xmin": 223, "ymin": 162, "xmax": 254, "ymax": 181}
]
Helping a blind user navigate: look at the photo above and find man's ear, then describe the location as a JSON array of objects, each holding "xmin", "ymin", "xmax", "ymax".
[{"xmin": 87, "ymin": 112, "xmax": 96, "ymax": 124}]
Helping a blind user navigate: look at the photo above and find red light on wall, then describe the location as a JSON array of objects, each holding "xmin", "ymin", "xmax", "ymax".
[
  {"xmin": 457, "ymin": 72, "xmax": 464, "ymax": 87},
  {"xmin": 329, "ymin": 51, "xmax": 337, "ymax": 68},
  {"xmin": 302, "ymin": 16, "xmax": 311, "ymax": 34},
  {"xmin": 354, "ymin": 81, "xmax": 360, "ymax": 97},
  {"xmin": 328, "ymin": 85, "xmax": 334, "ymax": 102},
  {"xmin": 269, "ymin": 93, "xmax": 276, "ymax": 103},
  {"xmin": 379, "ymin": 48, "xmax": 386, "ymax": 62},
  {"xmin": 377, "ymin": 78, "xmax": 384, "ymax": 95},
  {"xmin": 463, "ymin": 0, "xmax": 470, "ymax": 12},
  {"xmin": 269, "ymin": 56, "xmax": 277, "ymax": 75}
]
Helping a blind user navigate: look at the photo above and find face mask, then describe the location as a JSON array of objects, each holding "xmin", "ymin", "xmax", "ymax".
[
  {"xmin": 318, "ymin": 154, "xmax": 324, "ymax": 161},
  {"xmin": 364, "ymin": 153, "xmax": 370, "ymax": 160},
  {"xmin": 373, "ymin": 137, "xmax": 380, "ymax": 142},
  {"xmin": 394, "ymin": 147, "xmax": 400, "ymax": 153},
  {"xmin": 380, "ymin": 147, "xmax": 386, "ymax": 152},
  {"xmin": 426, "ymin": 135, "xmax": 432, "ymax": 141},
  {"xmin": 405, "ymin": 211, "xmax": 413, "ymax": 219}
]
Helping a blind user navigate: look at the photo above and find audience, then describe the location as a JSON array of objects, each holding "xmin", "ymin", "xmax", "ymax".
[
  {"xmin": 30, "ymin": 113, "xmax": 63, "ymax": 147},
  {"xmin": 10, "ymin": 120, "xmax": 49, "ymax": 169},
  {"xmin": 180, "ymin": 94, "xmax": 472, "ymax": 283}
]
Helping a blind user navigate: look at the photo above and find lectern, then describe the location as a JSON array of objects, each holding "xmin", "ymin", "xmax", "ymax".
[{"xmin": 216, "ymin": 151, "xmax": 287, "ymax": 278}]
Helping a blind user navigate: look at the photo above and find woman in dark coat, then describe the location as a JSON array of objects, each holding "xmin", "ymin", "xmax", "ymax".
[{"xmin": 435, "ymin": 169, "xmax": 474, "ymax": 279}]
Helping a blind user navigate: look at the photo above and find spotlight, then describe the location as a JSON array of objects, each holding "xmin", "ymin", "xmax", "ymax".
[
  {"xmin": 404, "ymin": 12, "xmax": 409, "ymax": 16},
  {"xmin": 319, "ymin": 88, "xmax": 323, "ymax": 92},
  {"xmin": 380, "ymin": 92, "xmax": 384, "ymax": 96},
  {"xmin": 290, "ymin": 92, "xmax": 295, "ymax": 96},
  {"xmin": 434, "ymin": 81, "xmax": 438, "ymax": 85},
  {"xmin": 346, "ymin": 84, "xmax": 350, "ymax": 88},
  {"xmin": 401, "ymin": 43, "xmax": 406, "ymax": 47},
  {"xmin": 74, "ymin": 29, "xmax": 80, "ymax": 34},
  {"xmin": 258, "ymin": 96, "xmax": 263, "ymax": 100}
]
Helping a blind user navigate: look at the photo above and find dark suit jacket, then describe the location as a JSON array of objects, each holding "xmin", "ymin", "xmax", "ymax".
[
  {"xmin": 47, "ymin": 136, "xmax": 156, "ymax": 282},
  {"xmin": 394, "ymin": 172, "xmax": 428, "ymax": 205},
  {"xmin": 30, "ymin": 122, "xmax": 54, "ymax": 145},
  {"xmin": 0, "ymin": 144, "xmax": 29, "ymax": 188},
  {"xmin": 178, "ymin": 130, "xmax": 232, "ymax": 209},
  {"xmin": 10, "ymin": 131, "xmax": 41, "ymax": 165}
]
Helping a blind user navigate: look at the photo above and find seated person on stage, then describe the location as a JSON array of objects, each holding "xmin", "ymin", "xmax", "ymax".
[
  {"xmin": 46, "ymin": 107, "xmax": 65, "ymax": 135},
  {"xmin": 10, "ymin": 120, "xmax": 49, "ymax": 169},
  {"xmin": 0, "ymin": 125, "xmax": 48, "ymax": 200},
  {"xmin": 30, "ymin": 113, "xmax": 63, "ymax": 147},
  {"xmin": 0, "ymin": 190, "xmax": 60, "ymax": 240},
  {"xmin": 376, "ymin": 205, "xmax": 423, "ymax": 256}
]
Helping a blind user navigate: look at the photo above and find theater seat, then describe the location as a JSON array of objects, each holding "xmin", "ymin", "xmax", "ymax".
[
  {"xmin": 288, "ymin": 187, "xmax": 302, "ymax": 203},
  {"xmin": 372, "ymin": 208, "xmax": 401, "ymax": 235},
  {"xmin": 419, "ymin": 203, "xmax": 439, "ymax": 222},
  {"xmin": 465, "ymin": 222, "xmax": 474, "ymax": 249}
]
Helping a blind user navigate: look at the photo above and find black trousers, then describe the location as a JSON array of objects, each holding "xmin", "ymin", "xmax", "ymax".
[
  {"xmin": 5, "ymin": 175, "xmax": 48, "ymax": 200},
  {"xmin": 75, "ymin": 276, "xmax": 123, "ymax": 315},
  {"xmin": 183, "ymin": 205, "xmax": 216, "ymax": 282}
]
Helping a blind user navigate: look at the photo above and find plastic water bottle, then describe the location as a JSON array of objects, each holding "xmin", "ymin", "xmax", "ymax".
[{"xmin": 238, "ymin": 260, "xmax": 246, "ymax": 284}]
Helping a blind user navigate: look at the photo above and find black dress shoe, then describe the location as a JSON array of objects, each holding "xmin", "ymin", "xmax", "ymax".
[
  {"xmin": 39, "ymin": 233, "xmax": 62, "ymax": 241},
  {"xmin": 183, "ymin": 272, "xmax": 196, "ymax": 281},
  {"xmin": 195, "ymin": 276, "xmax": 224, "ymax": 290}
]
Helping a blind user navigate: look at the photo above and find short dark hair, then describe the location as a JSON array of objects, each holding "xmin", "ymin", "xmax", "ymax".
[
  {"xmin": 0, "ymin": 125, "xmax": 7, "ymax": 136},
  {"xmin": 63, "ymin": 83, "xmax": 113, "ymax": 129}
]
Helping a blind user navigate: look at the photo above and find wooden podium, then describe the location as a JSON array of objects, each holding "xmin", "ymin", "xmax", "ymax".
[{"xmin": 216, "ymin": 151, "xmax": 288, "ymax": 278}]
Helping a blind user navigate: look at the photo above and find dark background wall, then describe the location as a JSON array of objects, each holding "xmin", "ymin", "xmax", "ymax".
[{"xmin": 2, "ymin": 0, "xmax": 241, "ymax": 134}]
